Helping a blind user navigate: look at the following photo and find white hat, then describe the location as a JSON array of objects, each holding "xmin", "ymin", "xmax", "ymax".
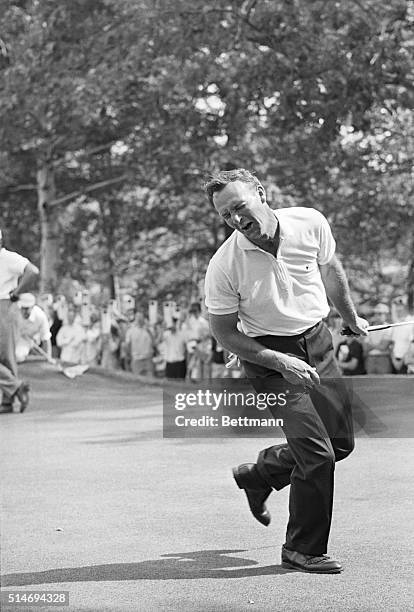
[{"xmin": 18, "ymin": 293, "xmax": 36, "ymax": 308}]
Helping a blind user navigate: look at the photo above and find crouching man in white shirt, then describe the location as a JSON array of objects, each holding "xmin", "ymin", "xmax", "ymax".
[{"xmin": 16, "ymin": 293, "xmax": 52, "ymax": 363}]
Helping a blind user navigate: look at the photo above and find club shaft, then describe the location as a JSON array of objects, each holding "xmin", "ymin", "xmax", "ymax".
[
  {"xmin": 367, "ymin": 320, "xmax": 414, "ymax": 331},
  {"xmin": 341, "ymin": 320, "xmax": 414, "ymax": 335}
]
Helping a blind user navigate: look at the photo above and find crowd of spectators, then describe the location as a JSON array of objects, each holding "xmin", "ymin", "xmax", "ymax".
[
  {"xmin": 13, "ymin": 291, "xmax": 414, "ymax": 379},
  {"xmin": 14, "ymin": 293, "xmax": 239, "ymax": 380}
]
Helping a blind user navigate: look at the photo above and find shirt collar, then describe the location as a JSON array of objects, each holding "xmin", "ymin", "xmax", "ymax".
[{"xmin": 235, "ymin": 209, "xmax": 292, "ymax": 251}]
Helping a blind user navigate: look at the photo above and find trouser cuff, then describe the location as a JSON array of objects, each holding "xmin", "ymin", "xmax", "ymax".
[{"xmin": 256, "ymin": 451, "xmax": 286, "ymax": 491}]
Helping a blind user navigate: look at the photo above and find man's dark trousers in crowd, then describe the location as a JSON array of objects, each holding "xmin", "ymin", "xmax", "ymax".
[{"xmin": 241, "ymin": 321, "xmax": 354, "ymax": 556}]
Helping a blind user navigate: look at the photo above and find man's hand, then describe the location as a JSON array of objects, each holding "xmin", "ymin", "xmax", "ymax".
[
  {"xmin": 342, "ymin": 316, "xmax": 369, "ymax": 337},
  {"xmin": 274, "ymin": 353, "xmax": 320, "ymax": 388},
  {"xmin": 210, "ymin": 313, "xmax": 321, "ymax": 388}
]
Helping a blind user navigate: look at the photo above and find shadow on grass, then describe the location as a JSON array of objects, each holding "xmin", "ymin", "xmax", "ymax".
[{"xmin": 2, "ymin": 549, "xmax": 292, "ymax": 586}]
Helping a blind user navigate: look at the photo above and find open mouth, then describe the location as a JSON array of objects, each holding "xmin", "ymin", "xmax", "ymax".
[{"xmin": 241, "ymin": 222, "xmax": 253, "ymax": 232}]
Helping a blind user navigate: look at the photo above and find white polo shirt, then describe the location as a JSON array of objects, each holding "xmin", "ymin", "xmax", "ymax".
[
  {"xmin": 19, "ymin": 304, "xmax": 51, "ymax": 343},
  {"xmin": 16, "ymin": 305, "xmax": 52, "ymax": 362},
  {"xmin": 205, "ymin": 207, "xmax": 335, "ymax": 336},
  {"xmin": 0, "ymin": 248, "xmax": 29, "ymax": 299}
]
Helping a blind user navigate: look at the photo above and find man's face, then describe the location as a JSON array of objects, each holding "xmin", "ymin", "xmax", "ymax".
[
  {"xmin": 21, "ymin": 306, "xmax": 32, "ymax": 320},
  {"xmin": 212, "ymin": 180, "xmax": 275, "ymax": 242}
]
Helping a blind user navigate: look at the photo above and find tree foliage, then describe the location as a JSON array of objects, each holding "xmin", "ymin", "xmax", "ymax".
[{"xmin": 0, "ymin": 0, "xmax": 413, "ymax": 306}]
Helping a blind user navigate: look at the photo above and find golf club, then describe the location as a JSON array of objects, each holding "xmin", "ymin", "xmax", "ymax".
[
  {"xmin": 341, "ymin": 320, "xmax": 414, "ymax": 336},
  {"xmin": 30, "ymin": 343, "xmax": 89, "ymax": 379}
]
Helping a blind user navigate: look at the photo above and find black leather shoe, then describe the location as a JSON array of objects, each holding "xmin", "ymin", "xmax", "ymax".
[
  {"xmin": 14, "ymin": 382, "xmax": 30, "ymax": 413},
  {"xmin": 232, "ymin": 463, "xmax": 272, "ymax": 526},
  {"xmin": 281, "ymin": 545, "xmax": 342, "ymax": 574}
]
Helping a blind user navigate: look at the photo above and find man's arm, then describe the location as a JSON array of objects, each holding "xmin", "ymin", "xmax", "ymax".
[
  {"xmin": 319, "ymin": 255, "xmax": 368, "ymax": 336},
  {"xmin": 209, "ymin": 312, "xmax": 319, "ymax": 387},
  {"xmin": 9, "ymin": 262, "xmax": 39, "ymax": 300}
]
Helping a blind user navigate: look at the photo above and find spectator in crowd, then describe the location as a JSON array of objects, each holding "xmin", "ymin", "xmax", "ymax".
[
  {"xmin": 50, "ymin": 296, "xmax": 67, "ymax": 358},
  {"xmin": 49, "ymin": 306, "xmax": 63, "ymax": 358},
  {"xmin": 15, "ymin": 293, "xmax": 52, "ymax": 363},
  {"xmin": 116, "ymin": 311, "xmax": 133, "ymax": 371},
  {"xmin": 182, "ymin": 302, "xmax": 210, "ymax": 341},
  {"xmin": 162, "ymin": 316, "xmax": 187, "ymax": 379},
  {"xmin": 125, "ymin": 312, "xmax": 154, "ymax": 376},
  {"xmin": 152, "ymin": 321, "xmax": 167, "ymax": 377},
  {"xmin": 101, "ymin": 323, "xmax": 122, "ymax": 370},
  {"xmin": 0, "ymin": 228, "xmax": 38, "ymax": 413},
  {"xmin": 364, "ymin": 303, "xmax": 393, "ymax": 374},
  {"xmin": 186, "ymin": 331, "xmax": 212, "ymax": 380},
  {"xmin": 211, "ymin": 337, "xmax": 227, "ymax": 378},
  {"xmin": 55, "ymin": 304, "xmax": 86, "ymax": 364},
  {"xmin": 335, "ymin": 334, "xmax": 366, "ymax": 375},
  {"xmin": 183, "ymin": 302, "xmax": 211, "ymax": 380},
  {"xmin": 82, "ymin": 312, "xmax": 102, "ymax": 366},
  {"xmin": 389, "ymin": 296, "xmax": 414, "ymax": 373},
  {"xmin": 403, "ymin": 339, "xmax": 414, "ymax": 374}
]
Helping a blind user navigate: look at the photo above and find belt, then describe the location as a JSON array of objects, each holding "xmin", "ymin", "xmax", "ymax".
[
  {"xmin": 269, "ymin": 321, "xmax": 322, "ymax": 340},
  {"xmin": 301, "ymin": 320, "xmax": 323, "ymax": 338},
  {"xmin": 253, "ymin": 321, "xmax": 323, "ymax": 343}
]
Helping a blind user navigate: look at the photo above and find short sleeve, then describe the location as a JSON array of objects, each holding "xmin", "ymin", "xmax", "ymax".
[
  {"xmin": 204, "ymin": 261, "xmax": 239, "ymax": 315},
  {"xmin": 11, "ymin": 252, "xmax": 29, "ymax": 275},
  {"xmin": 316, "ymin": 211, "xmax": 336, "ymax": 265}
]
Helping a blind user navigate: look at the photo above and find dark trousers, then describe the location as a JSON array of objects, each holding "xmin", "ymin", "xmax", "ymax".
[
  {"xmin": 165, "ymin": 360, "xmax": 187, "ymax": 379},
  {"xmin": 241, "ymin": 321, "xmax": 354, "ymax": 555},
  {"xmin": 0, "ymin": 300, "xmax": 21, "ymax": 402}
]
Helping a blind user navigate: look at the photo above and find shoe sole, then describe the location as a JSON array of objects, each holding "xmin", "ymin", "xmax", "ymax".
[
  {"xmin": 281, "ymin": 561, "xmax": 342, "ymax": 574},
  {"xmin": 232, "ymin": 467, "xmax": 271, "ymax": 527}
]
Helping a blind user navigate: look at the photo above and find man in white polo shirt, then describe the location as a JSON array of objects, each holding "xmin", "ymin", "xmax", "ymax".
[
  {"xmin": 204, "ymin": 168, "xmax": 368, "ymax": 574},
  {"xmin": 0, "ymin": 228, "xmax": 39, "ymax": 413},
  {"xmin": 15, "ymin": 293, "xmax": 52, "ymax": 363}
]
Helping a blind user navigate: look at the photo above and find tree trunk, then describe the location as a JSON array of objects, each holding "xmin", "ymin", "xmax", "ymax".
[
  {"xmin": 108, "ymin": 273, "xmax": 116, "ymax": 300},
  {"xmin": 407, "ymin": 248, "xmax": 414, "ymax": 314},
  {"xmin": 37, "ymin": 160, "xmax": 59, "ymax": 292},
  {"xmin": 98, "ymin": 198, "xmax": 117, "ymax": 299}
]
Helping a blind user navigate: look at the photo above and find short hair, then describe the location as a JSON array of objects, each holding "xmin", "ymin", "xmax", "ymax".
[{"xmin": 204, "ymin": 168, "xmax": 261, "ymax": 206}]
